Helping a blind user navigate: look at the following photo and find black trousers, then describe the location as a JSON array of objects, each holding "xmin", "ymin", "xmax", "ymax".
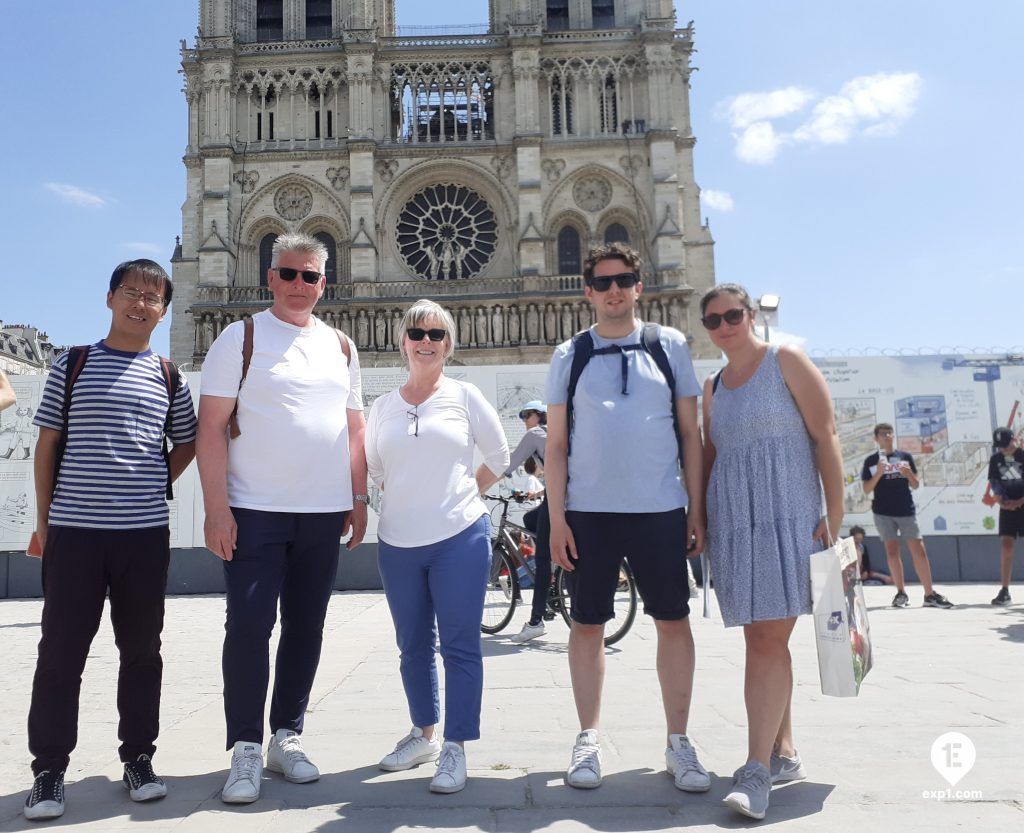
[
  {"xmin": 28, "ymin": 525, "xmax": 170, "ymax": 775},
  {"xmin": 222, "ymin": 508, "xmax": 346, "ymax": 749},
  {"xmin": 524, "ymin": 499, "xmax": 552, "ymax": 624}
]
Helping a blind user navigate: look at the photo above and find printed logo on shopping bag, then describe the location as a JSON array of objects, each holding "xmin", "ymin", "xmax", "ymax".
[{"xmin": 827, "ymin": 610, "xmax": 844, "ymax": 631}]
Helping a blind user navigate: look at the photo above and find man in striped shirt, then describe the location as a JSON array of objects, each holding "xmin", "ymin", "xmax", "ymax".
[{"xmin": 23, "ymin": 260, "xmax": 197, "ymax": 821}]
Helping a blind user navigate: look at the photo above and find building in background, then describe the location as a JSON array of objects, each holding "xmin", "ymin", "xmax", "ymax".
[
  {"xmin": 173, "ymin": 0, "xmax": 716, "ymax": 367},
  {"xmin": 0, "ymin": 323, "xmax": 57, "ymax": 375}
]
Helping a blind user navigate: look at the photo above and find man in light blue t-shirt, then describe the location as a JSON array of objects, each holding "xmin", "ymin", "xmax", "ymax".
[{"xmin": 544, "ymin": 242, "xmax": 709, "ymax": 794}]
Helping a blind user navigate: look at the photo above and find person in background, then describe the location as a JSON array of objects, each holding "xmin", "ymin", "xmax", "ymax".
[
  {"xmin": 988, "ymin": 427, "xmax": 1023, "ymax": 606},
  {"xmin": 0, "ymin": 368, "xmax": 16, "ymax": 412},
  {"xmin": 861, "ymin": 423, "xmax": 953, "ymax": 609},
  {"xmin": 367, "ymin": 299, "xmax": 509, "ymax": 795},
  {"xmin": 701, "ymin": 283, "xmax": 844, "ymax": 821},
  {"xmin": 849, "ymin": 525, "xmax": 894, "ymax": 585}
]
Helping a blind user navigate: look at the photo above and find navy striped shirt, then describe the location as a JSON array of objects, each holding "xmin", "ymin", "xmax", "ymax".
[{"xmin": 33, "ymin": 343, "xmax": 198, "ymax": 529}]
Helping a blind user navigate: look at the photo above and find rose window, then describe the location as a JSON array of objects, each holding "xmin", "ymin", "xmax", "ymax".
[{"xmin": 396, "ymin": 184, "xmax": 498, "ymax": 280}]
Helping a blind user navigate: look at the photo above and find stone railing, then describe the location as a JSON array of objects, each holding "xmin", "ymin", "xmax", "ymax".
[
  {"xmin": 237, "ymin": 38, "xmax": 340, "ymax": 55},
  {"xmin": 543, "ymin": 28, "xmax": 635, "ymax": 43},
  {"xmin": 380, "ymin": 34, "xmax": 506, "ymax": 50}
]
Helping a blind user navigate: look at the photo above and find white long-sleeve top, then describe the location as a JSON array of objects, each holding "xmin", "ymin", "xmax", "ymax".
[{"xmin": 366, "ymin": 377, "xmax": 509, "ymax": 547}]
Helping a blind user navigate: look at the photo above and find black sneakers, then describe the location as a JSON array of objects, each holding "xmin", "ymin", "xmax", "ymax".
[
  {"xmin": 24, "ymin": 769, "xmax": 65, "ymax": 821},
  {"xmin": 123, "ymin": 754, "xmax": 168, "ymax": 802},
  {"xmin": 992, "ymin": 587, "xmax": 1012, "ymax": 606},
  {"xmin": 923, "ymin": 592, "xmax": 954, "ymax": 609},
  {"xmin": 892, "ymin": 591, "xmax": 910, "ymax": 608}
]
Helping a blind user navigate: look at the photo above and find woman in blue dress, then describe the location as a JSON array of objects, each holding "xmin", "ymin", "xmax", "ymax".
[{"xmin": 701, "ymin": 284, "xmax": 844, "ymax": 820}]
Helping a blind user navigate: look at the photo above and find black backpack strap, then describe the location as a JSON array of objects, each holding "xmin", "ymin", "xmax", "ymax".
[
  {"xmin": 640, "ymin": 323, "xmax": 683, "ymax": 467},
  {"xmin": 712, "ymin": 369, "xmax": 723, "ymax": 394},
  {"xmin": 158, "ymin": 357, "xmax": 180, "ymax": 500},
  {"xmin": 53, "ymin": 346, "xmax": 90, "ymax": 496},
  {"xmin": 566, "ymin": 330, "xmax": 595, "ymax": 456}
]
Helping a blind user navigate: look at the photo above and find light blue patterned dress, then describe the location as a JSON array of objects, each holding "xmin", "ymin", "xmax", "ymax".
[{"xmin": 707, "ymin": 347, "xmax": 823, "ymax": 627}]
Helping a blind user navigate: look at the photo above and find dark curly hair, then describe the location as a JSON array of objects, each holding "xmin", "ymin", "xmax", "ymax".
[{"xmin": 582, "ymin": 242, "xmax": 642, "ymax": 283}]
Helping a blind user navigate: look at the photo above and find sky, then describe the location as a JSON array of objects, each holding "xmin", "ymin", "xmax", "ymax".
[{"xmin": 1, "ymin": 1, "xmax": 1020, "ymax": 358}]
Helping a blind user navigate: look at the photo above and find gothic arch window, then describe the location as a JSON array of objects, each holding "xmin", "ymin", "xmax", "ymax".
[
  {"xmin": 256, "ymin": 1, "xmax": 283, "ymax": 42},
  {"xmin": 547, "ymin": 0, "xmax": 570, "ymax": 31},
  {"xmin": 604, "ymin": 223, "xmax": 629, "ymax": 244},
  {"xmin": 305, "ymin": 0, "xmax": 332, "ymax": 39},
  {"xmin": 390, "ymin": 62, "xmax": 495, "ymax": 144},
  {"xmin": 592, "ymin": 1, "xmax": 615, "ymax": 29},
  {"xmin": 557, "ymin": 227, "xmax": 582, "ymax": 275},
  {"xmin": 551, "ymin": 76, "xmax": 575, "ymax": 136},
  {"xmin": 599, "ymin": 73, "xmax": 618, "ymax": 134},
  {"xmin": 313, "ymin": 231, "xmax": 337, "ymax": 283},
  {"xmin": 259, "ymin": 233, "xmax": 276, "ymax": 286}
]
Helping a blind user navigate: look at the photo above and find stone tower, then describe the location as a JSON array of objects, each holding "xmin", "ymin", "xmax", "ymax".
[{"xmin": 173, "ymin": 0, "xmax": 716, "ymax": 366}]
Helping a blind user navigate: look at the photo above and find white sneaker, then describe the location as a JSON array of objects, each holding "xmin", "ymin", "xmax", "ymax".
[
  {"xmin": 566, "ymin": 729, "xmax": 602, "ymax": 789},
  {"xmin": 511, "ymin": 621, "xmax": 546, "ymax": 643},
  {"xmin": 379, "ymin": 727, "xmax": 442, "ymax": 772},
  {"xmin": 222, "ymin": 741, "xmax": 263, "ymax": 804},
  {"xmin": 266, "ymin": 729, "xmax": 320, "ymax": 783},
  {"xmin": 429, "ymin": 742, "xmax": 467, "ymax": 794},
  {"xmin": 665, "ymin": 734, "xmax": 711, "ymax": 792}
]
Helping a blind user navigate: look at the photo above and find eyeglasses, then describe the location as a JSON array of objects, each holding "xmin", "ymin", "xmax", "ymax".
[
  {"xmin": 275, "ymin": 267, "xmax": 323, "ymax": 284},
  {"xmin": 406, "ymin": 327, "xmax": 447, "ymax": 342},
  {"xmin": 407, "ymin": 405, "xmax": 419, "ymax": 437},
  {"xmin": 118, "ymin": 285, "xmax": 165, "ymax": 308},
  {"xmin": 586, "ymin": 272, "xmax": 640, "ymax": 292},
  {"xmin": 701, "ymin": 308, "xmax": 746, "ymax": 330}
]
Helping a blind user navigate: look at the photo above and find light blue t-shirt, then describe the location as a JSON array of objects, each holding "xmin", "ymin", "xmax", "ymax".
[{"xmin": 545, "ymin": 322, "xmax": 701, "ymax": 513}]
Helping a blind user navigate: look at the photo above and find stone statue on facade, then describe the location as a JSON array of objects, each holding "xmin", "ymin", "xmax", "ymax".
[
  {"xmin": 374, "ymin": 311, "xmax": 387, "ymax": 351},
  {"xmin": 508, "ymin": 305, "xmax": 521, "ymax": 344},
  {"xmin": 459, "ymin": 307, "xmax": 472, "ymax": 345},
  {"xmin": 526, "ymin": 304, "xmax": 540, "ymax": 344},
  {"xmin": 390, "ymin": 310, "xmax": 402, "ymax": 351},
  {"xmin": 491, "ymin": 305, "xmax": 504, "ymax": 346},
  {"xmin": 475, "ymin": 306, "xmax": 488, "ymax": 347},
  {"xmin": 355, "ymin": 310, "xmax": 369, "ymax": 348},
  {"xmin": 648, "ymin": 300, "xmax": 663, "ymax": 325},
  {"xmin": 560, "ymin": 304, "xmax": 575, "ymax": 341},
  {"xmin": 544, "ymin": 304, "xmax": 557, "ymax": 344}
]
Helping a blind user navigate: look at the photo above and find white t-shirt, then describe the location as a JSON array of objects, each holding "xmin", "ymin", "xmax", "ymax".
[
  {"xmin": 366, "ymin": 377, "xmax": 509, "ymax": 547},
  {"xmin": 201, "ymin": 310, "xmax": 363, "ymax": 512}
]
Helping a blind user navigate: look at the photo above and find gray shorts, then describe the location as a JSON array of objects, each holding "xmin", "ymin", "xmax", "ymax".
[{"xmin": 873, "ymin": 513, "xmax": 921, "ymax": 542}]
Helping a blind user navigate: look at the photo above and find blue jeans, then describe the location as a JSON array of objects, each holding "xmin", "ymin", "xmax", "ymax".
[
  {"xmin": 222, "ymin": 508, "xmax": 346, "ymax": 749},
  {"xmin": 377, "ymin": 515, "xmax": 491, "ymax": 741}
]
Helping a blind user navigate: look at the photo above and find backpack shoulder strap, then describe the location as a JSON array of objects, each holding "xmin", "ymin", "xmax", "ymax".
[
  {"xmin": 53, "ymin": 346, "xmax": 90, "ymax": 496},
  {"xmin": 712, "ymin": 369, "xmax": 723, "ymax": 394},
  {"xmin": 228, "ymin": 318, "xmax": 254, "ymax": 440},
  {"xmin": 640, "ymin": 323, "xmax": 683, "ymax": 466},
  {"xmin": 157, "ymin": 356, "xmax": 180, "ymax": 501},
  {"xmin": 334, "ymin": 328, "xmax": 352, "ymax": 367},
  {"xmin": 566, "ymin": 329, "xmax": 595, "ymax": 456}
]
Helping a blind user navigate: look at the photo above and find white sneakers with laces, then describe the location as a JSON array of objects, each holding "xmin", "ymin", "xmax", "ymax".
[
  {"xmin": 266, "ymin": 729, "xmax": 320, "ymax": 783},
  {"xmin": 665, "ymin": 733, "xmax": 711, "ymax": 792},
  {"xmin": 429, "ymin": 742, "xmax": 468, "ymax": 793},
  {"xmin": 566, "ymin": 729, "xmax": 602, "ymax": 789},
  {"xmin": 379, "ymin": 726, "xmax": 442, "ymax": 771},
  {"xmin": 221, "ymin": 741, "xmax": 263, "ymax": 804}
]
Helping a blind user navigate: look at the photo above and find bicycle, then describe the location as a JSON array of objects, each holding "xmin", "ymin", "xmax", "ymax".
[{"xmin": 481, "ymin": 493, "xmax": 638, "ymax": 646}]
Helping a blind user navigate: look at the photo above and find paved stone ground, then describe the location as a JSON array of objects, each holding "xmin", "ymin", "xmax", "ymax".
[{"xmin": 0, "ymin": 584, "xmax": 1021, "ymax": 831}]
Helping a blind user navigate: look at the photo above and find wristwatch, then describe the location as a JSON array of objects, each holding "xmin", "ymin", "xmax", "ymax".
[{"xmin": 354, "ymin": 494, "xmax": 370, "ymax": 505}]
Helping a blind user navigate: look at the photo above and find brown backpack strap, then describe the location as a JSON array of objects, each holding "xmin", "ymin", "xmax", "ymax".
[
  {"xmin": 335, "ymin": 329, "xmax": 351, "ymax": 367},
  {"xmin": 227, "ymin": 318, "xmax": 254, "ymax": 439}
]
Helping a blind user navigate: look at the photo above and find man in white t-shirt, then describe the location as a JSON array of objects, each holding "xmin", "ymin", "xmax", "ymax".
[{"xmin": 197, "ymin": 232, "xmax": 368, "ymax": 805}]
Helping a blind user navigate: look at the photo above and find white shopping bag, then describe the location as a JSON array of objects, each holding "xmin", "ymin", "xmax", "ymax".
[{"xmin": 810, "ymin": 537, "xmax": 873, "ymax": 697}]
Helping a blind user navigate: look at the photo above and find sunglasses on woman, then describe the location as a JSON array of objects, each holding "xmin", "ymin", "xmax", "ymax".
[
  {"xmin": 701, "ymin": 308, "xmax": 746, "ymax": 330},
  {"xmin": 586, "ymin": 272, "xmax": 640, "ymax": 292},
  {"xmin": 406, "ymin": 327, "xmax": 447, "ymax": 342},
  {"xmin": 275, "ymin": 267, "xmax": 323, "ymax": 284}
]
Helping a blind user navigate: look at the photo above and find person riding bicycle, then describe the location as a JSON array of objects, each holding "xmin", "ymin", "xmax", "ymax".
[{"xmin": 502, "ymin": 400, "xmax": 550, "ymax": 643}]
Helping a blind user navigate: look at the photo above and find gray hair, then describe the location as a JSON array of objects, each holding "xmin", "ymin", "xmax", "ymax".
[
  {"xmin": 271, "ymin": 232, "xmax": 328, "ymax": 273},
  {"xmin": 399, "ymin": 299, "xmax": 457, "ymax": 362}
]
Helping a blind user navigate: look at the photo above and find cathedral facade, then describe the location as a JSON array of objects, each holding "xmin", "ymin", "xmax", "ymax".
[{"xmin": 173, "ymin": 0, "xmax": 716, "ymax": 367}]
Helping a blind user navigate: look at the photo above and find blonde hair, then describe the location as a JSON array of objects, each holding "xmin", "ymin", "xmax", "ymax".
[{"xmin": 399, "ymin": 299, "xmax": 457, "ymax": 361}]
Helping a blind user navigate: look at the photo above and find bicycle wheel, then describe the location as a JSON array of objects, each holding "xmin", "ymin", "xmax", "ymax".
[
  {"xmin": 554, "ymin": 561, "xmax": 638, "ymax": 647},
  {"xmin": 481, "ymin": 545, "xmax": 518, "ymax": 634}
]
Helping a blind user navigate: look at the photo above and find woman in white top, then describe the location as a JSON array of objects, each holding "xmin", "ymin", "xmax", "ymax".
[{"xmin": 366, "ymin": 299, "xmax": 509, "ymax": 795}]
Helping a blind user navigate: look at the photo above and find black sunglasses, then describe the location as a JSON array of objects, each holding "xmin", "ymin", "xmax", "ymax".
[
  {"xmin": 701, "ymin": 308, "xmax": 746, "ymax": 330},
  {"xmin": 586, "ymin": 272, "xmax": 640, "ymax": 292},
  {"xmin": 406, "ymin": 327, "xmax": 447, "ymax": 342},
  {"xmin": 275, "ymin": 267, "xmax": 323, "ymax": 284}
]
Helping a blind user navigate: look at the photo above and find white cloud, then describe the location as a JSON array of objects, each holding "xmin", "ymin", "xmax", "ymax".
[
  {"xmin": 44, "ymin": 182, "xmax": 107, "ymax": 208},
  {"xmin": 716, "ymin": 86, "xmax": 815, "ymax": 129},
  {"xmin": 702, "ymin": 189, "xmax": 735, "ymax": 212},
  {"xmin": 721, "ymin": 72, "xmax": 923, "ymax": 164},
  {"xmin": 735, "ymin": 121, "xmax": 785, "ymax": 165},
  {"xmin": 122, "ymin": 242, "xmax": 164, "ymax": 256},
  {"xmin": 792, "ymin": 72, "xmax": 922, "ymax": 146},
  {"xmin": 766, "ymin": 328, "xmax": 807, "ymax": 347}
]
